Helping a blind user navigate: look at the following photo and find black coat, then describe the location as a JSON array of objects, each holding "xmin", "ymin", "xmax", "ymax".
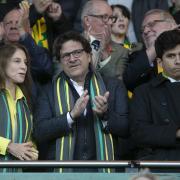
[
  {"xmin": 123, "ymin": 49, "xmax": 157, "ymax": 92},
  {"xmin": 130, "ymin": 74, "xmax": 180, "ymax": 160},
  {"xmin": 34, "ymin": 73, "xmax": 129, "ymax": 161}
]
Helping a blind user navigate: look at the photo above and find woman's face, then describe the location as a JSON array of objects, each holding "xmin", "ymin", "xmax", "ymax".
[
  {"xmin": 5, "ymin": 49, "xmax": 27, "ymax": 85},
  {"xmin": 111, "ymin": 7, "xmax": 129, "ymax": 36}
]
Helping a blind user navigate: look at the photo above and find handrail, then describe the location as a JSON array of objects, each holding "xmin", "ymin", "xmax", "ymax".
[
  {"xmin": 0, "ymin": 161, "xmax": 180, "ymax": 168},
  {"xmin": 0, "ymin": 161, "xmax": 130, "ymax": 168},
  {"xmin": 139, "ymin": 161, "xmax": 180, "ymax": 168}
]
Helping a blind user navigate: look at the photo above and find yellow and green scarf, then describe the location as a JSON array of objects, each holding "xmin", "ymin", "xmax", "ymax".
[
  {"xmin": 0, "ymin": 91, "xmax": 32, "ymax": 172},
  {"xmin": 54, "ymin": 72, "xmax": 114, "ymax": 172}
]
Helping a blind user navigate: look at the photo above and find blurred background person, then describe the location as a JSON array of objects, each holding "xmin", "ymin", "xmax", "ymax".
[
  {"xmin": 0, "ymin": 43, "xmax": 38, "ymax": 172},
  {"xmin": 111, "ymin": 4, "xmax": 142, "ymax": 53},
  {"xmin": 123, "ymin": 9, "xmax": 177, "ymax": 92},
  {"xmin": 169, "ymin": 0, "xmax": 180, "ymax": 24},
  {"xmin": 81, "ymin": 0, "xmax": 128, "ymax": 80},
  {"xmin": 108, "ymin": 0, "xmax": 137, "ymax": 43},
  {"xmin": 131, "ymin": 0, "xmax": 169, "ymax": 43}
]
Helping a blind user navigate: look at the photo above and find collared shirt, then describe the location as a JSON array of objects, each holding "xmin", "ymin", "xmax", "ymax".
[
  {"xmin": 67, "ymin": 79, "xmax": 107, "ymax": 129},
  {"xmin": 0, "ymin": 86, "xmax": 25, "ymax": 155},
  {"xmin": 67, "ymin": 79, "xmax": 86, "ymax": 127},
  {"xmin": 90, "ymin": 35, "xmax": 112, "ymax": 69},
  {"xmin": 162, "ymin": 72, "xmax": 180, "ymax": 83}
]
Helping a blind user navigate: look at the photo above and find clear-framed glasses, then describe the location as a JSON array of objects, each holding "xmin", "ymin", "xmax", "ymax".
[
  {"xmin": 141, "ymin": 19, "xmax": 167, "ymax": 34},
  {"xmin": 60, "ymin": 49, "xmax": 84, "ymax": 62},
  {"xmin": 88, "ymin": 14, "xmax": 117, "ymax": 24}
]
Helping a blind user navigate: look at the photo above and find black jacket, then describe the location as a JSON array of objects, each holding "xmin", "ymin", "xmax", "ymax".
[
  {"xmin": 130, "ymin": 74, "xmax": 180, "ymax": 160},
  {"xmin": 123, "ymin": 49, "xmax": 157, "ymax": 92},
  {"xmin": 34, "ymin": 72, "xmax": 129, "ymax": 162}
]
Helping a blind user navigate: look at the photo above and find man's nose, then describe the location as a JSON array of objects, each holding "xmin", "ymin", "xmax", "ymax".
[
  {"xmin": 142, "ymin": 25, "xmax": 151, "ymax": 36},
  {"xmin": 69, "ymin": 54, "xmax": 77, "ymax": 62},
  {"xmin": 175, "ymin": 55, "xmax": 180, "ymax": 64}
]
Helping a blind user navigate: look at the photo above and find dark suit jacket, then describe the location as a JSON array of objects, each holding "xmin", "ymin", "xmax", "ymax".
[
  {"xmin": 130, "ymin": 74, "xmax": 180, "ymax": 160},
  {"xmin": 123, "ymin": 49, "xmax": 157, "ymax": 91},
  {"xmin": 34, "ymin": 73, "xmax": 129, "ymax": 161}
]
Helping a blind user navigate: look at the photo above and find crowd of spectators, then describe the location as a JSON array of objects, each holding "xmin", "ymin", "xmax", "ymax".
[{"xmin": 0, "ymin": 0, "xmax": 180, "ymax": 174}]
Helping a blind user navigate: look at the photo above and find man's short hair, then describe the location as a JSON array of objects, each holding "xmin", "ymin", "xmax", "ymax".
[
  {"xmin": 53, "ymin": 31, "xmax": 92, "ymax": 61},
  {"xmin": 155, "ymin": 29, "xmax": 180, "ymax": 59},
  {"xmin": 144, "ymin": 9, "xmax": 175, "ymax": 22}
]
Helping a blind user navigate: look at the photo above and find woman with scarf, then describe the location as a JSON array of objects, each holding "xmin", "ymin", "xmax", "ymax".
[{"xmin": 0, "ymin": 43, "xmax": 38, "ymax": 172}]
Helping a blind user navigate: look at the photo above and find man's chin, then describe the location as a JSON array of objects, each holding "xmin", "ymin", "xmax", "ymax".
[{"xmin": 7, "ymin": 36, "xmax": 19, "ymax": 43}]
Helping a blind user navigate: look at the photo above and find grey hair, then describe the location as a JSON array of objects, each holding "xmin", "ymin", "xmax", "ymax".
[
  {"xmin": 144, "ymin": 9, "xmax": 176, "ymax": 23},
  {"xmin": 81, "ymin": 1, "xmax": 95, "ymax": 23}
]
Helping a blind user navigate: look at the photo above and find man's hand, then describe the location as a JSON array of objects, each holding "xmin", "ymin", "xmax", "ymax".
[
  {"xmin": 18, "ymin": 0, "xmax": 31, "ymax": 35},
  {"xmin": 7, "ymin": 141, "xmax": 39, "ymax": 160},
  {"xmin": 70, "ymin": 90, "xmax": 89, "ymax": 119},
  {"xmin": 33, "ymin": 0, "xmax": 52, "ymax": 14},
  {"xmin": 93, "ymin": 91, "xmax": 109, "ymax": 116},
  {"xmin": 47, "ymin": 2, "xmax": 62, "ymax": 21}
]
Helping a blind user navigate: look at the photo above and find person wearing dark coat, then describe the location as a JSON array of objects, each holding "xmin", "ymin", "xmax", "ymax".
[
  {"xmin": 34, "ymin": 31, "xmax": 129, "ymax": 172},
  {"xmin": 123, "ymin": 9, "xmax": 177, "ymax": 92},
  {"xmin": 130, "ymin": 29, "xmax": 180, "ymax": 161}
]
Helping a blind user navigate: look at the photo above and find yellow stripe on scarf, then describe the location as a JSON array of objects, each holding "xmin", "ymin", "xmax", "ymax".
[{"xmin": 57, "ymin": 78, "xmax": 64, "ymax": 172}]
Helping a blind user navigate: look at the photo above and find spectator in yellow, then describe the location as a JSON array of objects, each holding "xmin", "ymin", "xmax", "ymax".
[{"xmin": 0, "ymin": 44, "xmax": 38, "ymax": 172}]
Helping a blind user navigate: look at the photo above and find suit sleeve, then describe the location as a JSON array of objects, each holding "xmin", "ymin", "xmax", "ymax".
[
  {"xmin": 33, "ymin": 84, "xmax": 71, "ymax": 143},
  {"xmin": 104, "ymin": 79, "xmax": 129, "ymax": 137},
  {"xmin": 123, "ymin": 50, "xmax": 153, "ymax": 91},
  {"xmin": 19, "ymin": 33, "xmax": 53, "ymax": 81}
]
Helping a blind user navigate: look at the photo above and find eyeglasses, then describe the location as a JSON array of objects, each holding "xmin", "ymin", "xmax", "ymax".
[
  {"xmin": 88, "ymin": 14, "xmax": 117, "ymax": 24},
  {"xmin": 141, "ymin": 19, "xmax": 167, "ymax": 33},
  {"xmin": 60, "ymin": 49, "xmax": 84, "ymax": 62}
]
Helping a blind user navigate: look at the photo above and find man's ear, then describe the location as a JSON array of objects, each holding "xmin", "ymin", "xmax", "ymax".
[
  {"xmin": 157, "ymin": 57, "xmax": 164, "ymax": 73},
  {"xmin": 157, "ymin": 57, "xmax": 162, "ymax": 67},
  {"xmin": 84, "ymin": 16, "xmax": 91, "ymax": 27}
]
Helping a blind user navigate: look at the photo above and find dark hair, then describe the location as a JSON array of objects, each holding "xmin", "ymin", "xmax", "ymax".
[
  {"xmin": 0, "ymin": 43, "xmax": 32, "ymax": 106},
  {"xmin": 111, "ymin": 4, "xmax": 130, "ymax": 20},
  {"xmin": 155, "ymin": 29, "xmax": 180, "ymax": 59},
  {"xmin": 53, "ymin": 31, "xmax": 92, "ymax": 62}
]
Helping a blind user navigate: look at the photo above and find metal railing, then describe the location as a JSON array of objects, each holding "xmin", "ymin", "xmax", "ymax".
[{"xmin": 0, "ymin": 161, "xmax": 180, "ymax": 169}]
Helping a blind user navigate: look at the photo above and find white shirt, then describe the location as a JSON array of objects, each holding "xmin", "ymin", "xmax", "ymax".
[
  {"xmin": 67, "ymin": 79, "xmax": 86, "ymax": 127},
  {"xmin": 67, "ymin": 79, "xmax": 108, "ymax": 128}
]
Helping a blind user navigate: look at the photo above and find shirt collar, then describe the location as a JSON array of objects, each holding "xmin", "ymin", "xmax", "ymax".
[
  {"xmin": 162, "ymin": 72, "xmax": 180, "ymax": 83},
  {"xmin": 4, "ymin": 86, "xmax": 25, "ymax": 101}
]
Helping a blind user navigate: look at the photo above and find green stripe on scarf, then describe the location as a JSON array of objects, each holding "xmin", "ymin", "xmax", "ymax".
[
  {"xmin": 53, "ymin": 72, "xmax": 114, "ymax": 173},
  {"xmin": 0, "ymin": 91, "xmax": 32, "ymax": 172}
]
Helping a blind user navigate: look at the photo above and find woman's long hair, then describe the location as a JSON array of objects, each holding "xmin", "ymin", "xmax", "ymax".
[{"xmin": 0, "ymin": 43, "xmax": 32, "ymax": 108}]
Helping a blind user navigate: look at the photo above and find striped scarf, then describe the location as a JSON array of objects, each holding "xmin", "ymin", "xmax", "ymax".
[
  {"xmin": 0, "ymin": 91, "xmax": 32, "ymax": 172},
  {"xmin": 31, "ymin": 17, "xmax": 49, "ymax": 49},
  {"xmin": 54, "ymin": 72, "xmax": 114, "ymax": 172}
]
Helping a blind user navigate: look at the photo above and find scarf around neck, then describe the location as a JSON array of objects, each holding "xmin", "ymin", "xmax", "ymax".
[{"xmin": 53, "ymin": 71, "xmax": 114, "ymax": 172}]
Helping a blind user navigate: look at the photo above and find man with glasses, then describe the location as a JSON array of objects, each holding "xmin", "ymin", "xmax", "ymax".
[
  {"xmin": 81, "ymin": 0, "xmax": 128, "ymax": 81},
  {"xmin": 34, "ymin": 31, "xmax": 128, "ymax": 172},
  {"xmin": 123, "ymin": 9, "xmax": 177, "ymax": 91}
]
